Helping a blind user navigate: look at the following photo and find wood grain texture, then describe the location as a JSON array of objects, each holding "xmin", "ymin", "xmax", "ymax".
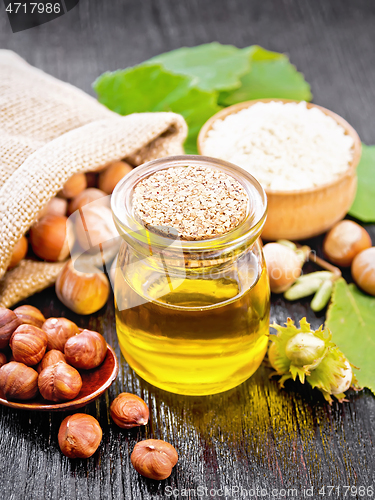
[{"xmin": 1, "ymin": 1, "xmax": 375, "ymax": 498}]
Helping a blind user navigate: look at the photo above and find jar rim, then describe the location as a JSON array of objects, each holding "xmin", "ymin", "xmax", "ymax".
[{"xmin": 111, "ymin": 155, "xmax": 267, "ymax": 252}]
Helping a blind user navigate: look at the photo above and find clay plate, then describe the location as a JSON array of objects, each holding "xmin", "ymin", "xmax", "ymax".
[{"xmin": 0, "ymin": 344, "xmax": 119, "ymax": 411}]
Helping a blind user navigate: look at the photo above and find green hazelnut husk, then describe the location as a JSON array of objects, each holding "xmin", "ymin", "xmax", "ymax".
[{"xmin": 268, "ymin": 317, "xmax": 359, "ymax": 403}]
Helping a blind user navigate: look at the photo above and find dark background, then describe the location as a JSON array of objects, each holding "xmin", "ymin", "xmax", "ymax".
[{"xmin": 1, "ymin": 1, "xmax": 375, "ymax": 499}]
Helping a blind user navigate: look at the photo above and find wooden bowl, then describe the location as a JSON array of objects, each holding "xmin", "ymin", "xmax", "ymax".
[
  {"xmin": 0, "ymin": 344, "xmax": 118, "ymax": 411},
  {"xmin": 198, "ymin": 99, "xmax": 362, "ymax": 240}
]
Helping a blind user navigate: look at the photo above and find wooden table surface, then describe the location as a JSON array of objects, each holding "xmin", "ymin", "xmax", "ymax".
[{"xmin": 1, "ymin": 1, "xmax": 375, "ymax": 498}]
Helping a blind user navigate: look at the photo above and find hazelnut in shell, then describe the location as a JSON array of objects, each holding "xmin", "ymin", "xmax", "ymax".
[
  {"xmin": 8, "ymin": 236, "xmax": 28, "ymax": 269},
  {"xmin": 29, "ymin": 214, "xmax": 74, "ymax": 262},
  {"xmin": 351, "ymin": 247, "xmax": 375, "ymax": 296},
  {"xmin": 0, "ymin": 353, "xmax": 7, "ymax": 368},
  {"xmin": 110, "ymin": 393, "xmax": 149, "ymax": 429},
  {"xmin": 55, "ymin": 260, "xmax": 110, "ymax": 315},
  {"xmin": 98, "ymin": 161, "xmax": 133, "ymax": 194},
  {"xmin": 0, "ymin": 362, "xmax": 38, "ymax": 400},
  {"xmin": 42, "ymin": 317, "xmax": 80, "ymax": 352},
  {"xmin": 85, "ymin": 172, "xmax": 98, "ymax": 188},
  {"xmin": 323, "ymin": 220, "xmax": 372, "ymax": 267},
  {"xmin": 38, "ymin": 197, "xmax": 68, "ymax": 219},
  {"xmin": 58, "ymin": 414, "xmax": 102, "ymax": 458},
  {"xmin": 0, "ymin": 308, "xmax": 21, "ymax": 349},
  {"xmin": 13, "ymin": 305, "xmax": 46, "ymax": 329},
  {"xmin": 64, "ymin": 329, "xmax": 107, "ymax": 370},
  {"xmin": 67, "ymin": 188, "xmax": 108, "ymax": 216},
  {"xmin": 10, "ymin": 324, "xmax": 48, "ymax": 366},
  {"xmin": 263, "ymin": 242, "xmax": 302, "ymax": 293},
  {"xmin": 37, "ymin": 350, "xmax": 67, "ymax": 373},
  {"xmin": 131, "ymin": 440, "xmax": 178, "ymax": 480},
  {"xmin": 74, "ymin": 205, "xmax": 118, "ymax": 253},
  {"xmin": 61, "ymin": 173, "xmax": 87, "ymax": 199},
  {"xmin": 38, "ymin": 361, "xmax": 82, "ymax": 402}
]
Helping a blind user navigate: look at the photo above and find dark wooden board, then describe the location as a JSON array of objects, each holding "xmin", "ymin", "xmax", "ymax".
[{"xmin": 1, "ymin": 1, "xmax": 375, "ymax": 498}]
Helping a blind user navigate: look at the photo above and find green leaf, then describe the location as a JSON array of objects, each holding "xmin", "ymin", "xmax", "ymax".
[
  {"xmin": 349, "ymin": 144, "xmax": 375, "ymax": 222},
  {"xmin": 219, "ymin": 46, "xmax": 312, "ymax": 106},
  {"xmin": 93, "ymin": 63, "xmax": 220, "ymax": 154},
  {"xmin": 148, "ymin": 42, "xmax": 251, "ymax": 92},
  {"xmin": 326, "ymin": 278, "xmax": 375, "ymax": 393}
]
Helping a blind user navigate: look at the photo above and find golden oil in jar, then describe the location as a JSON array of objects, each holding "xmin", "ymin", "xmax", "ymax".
[{"xmin": 114, "ymin": 240, "xmax": 270, "ymax": 395}]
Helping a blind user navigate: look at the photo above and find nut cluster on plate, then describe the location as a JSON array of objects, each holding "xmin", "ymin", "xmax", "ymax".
[
  {"xmin": 0, "ymin": 305, "xmax": 107, "ymax": 403},
  {"xmin": 7, "ymin": 160, "xmax": 133, "ymax": 315}
]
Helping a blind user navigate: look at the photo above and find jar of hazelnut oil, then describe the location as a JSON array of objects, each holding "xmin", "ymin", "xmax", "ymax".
[{"xmin": 111, "ymin": 156, "xmax": 270, "ymax": 395}]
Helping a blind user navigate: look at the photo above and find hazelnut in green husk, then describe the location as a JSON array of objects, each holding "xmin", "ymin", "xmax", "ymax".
[{"xmin": 268, "ymin": 318, "xmax": 359, "ymax": 403}]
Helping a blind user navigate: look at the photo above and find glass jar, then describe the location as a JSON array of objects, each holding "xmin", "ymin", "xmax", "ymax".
[{"xmin": 111, "ymin": 156, "xmax": 270, "ymax": 396}]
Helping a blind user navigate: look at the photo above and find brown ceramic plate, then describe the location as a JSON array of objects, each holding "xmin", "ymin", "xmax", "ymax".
[{"xmin": 0, "ymin": 344, "xmax": 119, "ymax": 411}]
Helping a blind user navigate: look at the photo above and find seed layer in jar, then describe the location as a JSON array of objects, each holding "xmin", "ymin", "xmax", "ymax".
[{"xmin": 133, "ymin": 165, "xmax": 248, "ymax": 240}]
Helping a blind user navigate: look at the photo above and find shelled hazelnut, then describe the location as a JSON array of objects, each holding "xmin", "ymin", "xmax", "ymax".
[
  {"xmin": 110, "ymin": 393, "xmax": 149, "ymax": 429},
  {"xmin": 38, "ymin": 361, "xmax": 82, "ymax": 402},
  {"xmin": 10, "ymin": 324, "xmax": 48, "ymax": 366},
  {"xmin": 98, "ymin": 161, "xmax": 133, "ymax": 194},
  {"xmin": 37, "ymin": 350, "xmax": 67, "ymax": 373},
  {"xmin": 58, "ymin": 414, "xmax": 102, "ymax": 458},
  {"xmin": 61, "ymin": 173, "xmax": 87, "ymax": 199},
  {"xmin": 13, "ymin": 305, "xmax": 45, "ymax": 328},
  {"xmin": 8, "ymin": 236, "xmax": 28, "ymax": 270},
  {"xmin": 0, "ymin": 308, "xmax": 21, "ymax": 349},
  {"xmin": 55, "ymin": 260, "xmax": 110, "ymax": 315},
  {"xmin": 64, "ymin": 329, "xmax": 107, "ymax": 370},
  {"xmin": 67, "ymin": 188, "xmax": 108, "ymax": 216},
  {"xmin": 29, "ymin": 214, "xmax": 74, "ymax": 262},
  {"xmin": 42, "ymin": 317, "xmax": 80, "ymax": 352},
  {"xmin": 0, "ymin": 362, "xmax": 39, "ymax": 400},
  {"xmin": 131, "ymin": 440, "xmax": 178, "ymax": 480}
]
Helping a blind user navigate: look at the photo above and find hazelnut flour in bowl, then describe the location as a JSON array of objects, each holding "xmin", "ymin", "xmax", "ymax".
[{"xmin": 199, "ymin": 99, "xmax": 362, "ymax": 240}]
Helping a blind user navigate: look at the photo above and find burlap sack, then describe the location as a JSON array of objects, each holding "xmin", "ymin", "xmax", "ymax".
[{"xmin": 0, "ymin": 50, "xmax": 188, "ymax": 308}]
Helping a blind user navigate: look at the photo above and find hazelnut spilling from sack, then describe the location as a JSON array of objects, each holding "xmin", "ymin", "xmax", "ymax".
[{"xmin": 0, "ymin": 50, "xmax": 187, "ymax": 308}]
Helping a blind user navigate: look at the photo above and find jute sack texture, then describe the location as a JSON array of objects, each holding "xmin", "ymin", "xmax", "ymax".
[{"xmin": 0, "ymin": 50, "xmax": 187, "ymax": 308}]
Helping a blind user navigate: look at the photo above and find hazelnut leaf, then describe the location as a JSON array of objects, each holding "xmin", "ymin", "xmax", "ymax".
[
  {"xmin": 219, "ymin": 45, "xmax": 312, "ymax": 106},
  {"xmin": 326, "ymin": 278, "xmax": 375, "ymax": 393},
  {"xmin": 93, "ymin": 63, "xmax": 220, "ymax": 154},
  {"xmin": 349, "ymin": 144, "xmax": 375, "ymax": 222},
  {"xmin": 148, "ymin": 42, "xmax": 251, "ymax": 92}
]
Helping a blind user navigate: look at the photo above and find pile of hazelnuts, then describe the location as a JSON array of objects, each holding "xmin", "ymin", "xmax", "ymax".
[
  {"xmin": 0, "ymin": 305, "xmax": 178, "ymax": 480},
  {"xmin": 0, "ymin": 304, "xmax": 107, "ymax": 402},
  {"xmin": 7, "ymin": 160, "xmax": 133, "ymax": 316}
]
